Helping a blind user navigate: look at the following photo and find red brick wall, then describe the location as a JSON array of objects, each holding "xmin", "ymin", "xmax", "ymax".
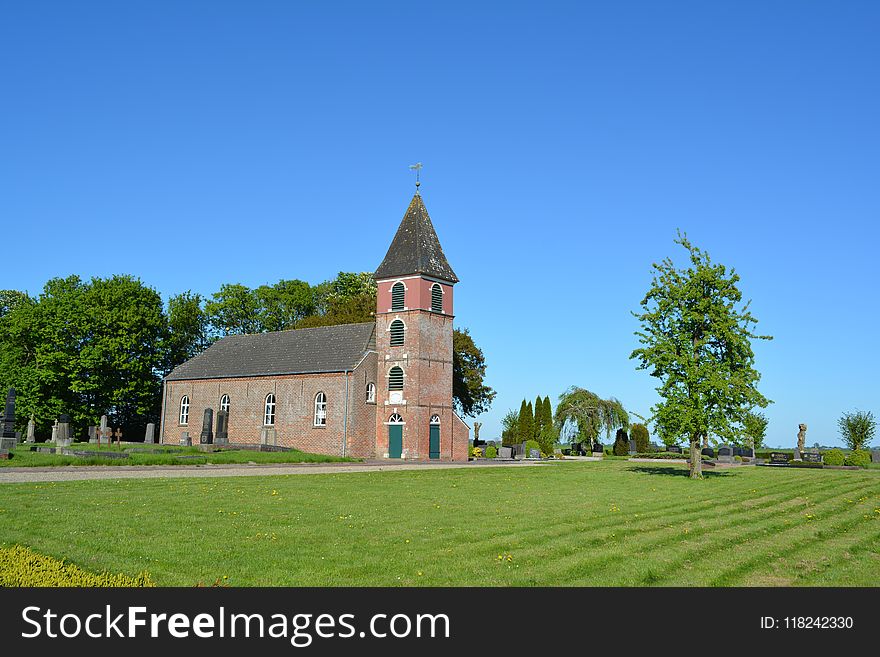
[
  {"xmin": 377, "ymin": 276, "xmax": 453, "ymax": 315},
  {"xmin": 374, "ymin": 275, "xmax": 469, "ymax": 461},
  {"xmin": 161, "ymin": 350, "xmax": 378, "ymax": 458}
]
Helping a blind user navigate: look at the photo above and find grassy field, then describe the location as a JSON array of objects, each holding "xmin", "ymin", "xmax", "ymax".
[
  {"xmin": 0, "ymin": 443, "xmax": 353, "ymax": 467},
  {"xmin": 0, "ymin": 460, "xmax": 878, "ymax": 586}
]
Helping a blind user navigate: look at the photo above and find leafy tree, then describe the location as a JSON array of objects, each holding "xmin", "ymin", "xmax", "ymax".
[
  {"xmin": 0, "ymin": 290, "xmax": 32, "ymax": 318},
  {"xmin": 554, "ymin": 387, "xmax": 629, "ymax": 447},
  {"xmin": 630, "ymin": 232, "xmax": 772, "ymax": 479},
  {"xmin": 742, "ymin": 411, "xmax": 769, "ymax": 449},
  {"xmin": 205, "ymin": 284, "xmax": 262, "ymax": 336},
  {"xmin": 501, "ymin": 409, "xmax": 519, "ymax": 446},
  {"xmin": 0, "ymin": 275, "xmax": 167, "ymax": 438},
  {"xmin": 452, "ymin": 328, "xmax": 496, "ymax": 418},
  {"xmin": 255, "ymin": 279, "xmax": 315, "ymax": 331},
  {"xmin": 837, "ymin": 410, "xmax": 876, "ymax": 451},
  {"xmin": 631, "ymin": 423, "xmax": 650, "ymax": 452},
  {"xmin": 165, "ymin": 291, "xmax": 210, "ymax": 372}
]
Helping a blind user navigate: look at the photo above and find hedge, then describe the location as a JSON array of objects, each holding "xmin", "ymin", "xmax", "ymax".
[
  {"xmin": 0, "ymin": 545, "xmax": 155, "ymax": 587},
  {"xmin": 845, "ymin": 450, "xmax": 871, "ymax": 468}
]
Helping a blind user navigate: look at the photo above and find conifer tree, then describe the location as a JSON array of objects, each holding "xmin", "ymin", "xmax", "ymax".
[{"xmin": 534, "ymin": 395, "xmax": 545, "ymax": 439}]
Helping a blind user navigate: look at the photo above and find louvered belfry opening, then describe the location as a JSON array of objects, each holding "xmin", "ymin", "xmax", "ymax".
[
  {"xmin": 388, "ymin": 366, "xmax": 404, "ymax": 390},
  {"xmin": 431, "ymin": 283, "xmax": 443, "ymax": 313},
  {"xmin": 391, "ymin": 282, "xmax": 405, "ymax": 311},
  {"xmin": 389, "ymin": 319, "xmax": 405, "ymax": 346}
]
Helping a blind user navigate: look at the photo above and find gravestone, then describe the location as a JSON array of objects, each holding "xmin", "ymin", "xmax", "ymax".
[
  {"xmin": 733, "ymin": 446, "xmax": 744, "ymax": 457},
  {"xmin": 717, "ymin": 445, "xmax": 734, "ymax": 463},
  {"xmin": 180, "ymin": 431, "xmax": 192, "ymax": 447},
  {"xmin": 55, "ymin": 414, "xmax": 72, "ymax": 448},
  {"xmin": 769, "ymin": 452, "xmax": 791, "ymax": 466},
  {"xmin": 88, "ymin": 426, "xmax": 97, "ymax": 443},
  {"xmin": 0, "ymin": 388, "xmax": 17, "ymax": 451},
  {"xmin": 628, "ymin": 439, "xmax": 637, "ymax": 455},
  {"xmin": 498, "ymin": 446, "xmax": 513, "ymax": 459},
  {"xmin": 215, "ymin": 411, "xmax": 228, "ymax": 445},
  {"xmin": 51, "ymin": 422, "xmax": 57, "ymax": 443},
  {"xmin": 666, "ymin": 445, "xmax": 682, "ymax": 454},
  {"xmin": 200, "ymin": 408, "xmax": 214, "ymax": 444},
  {"xmin": 793, "ymin": 447, "xmax": 801, "ymax": 461},
  {"xmin": 529, "ymin": 448, "xmax": 541, "ymax": 459},
  {"xmin": 741, "ymin": 447, "xmax": 755, "ymax": 458},
  {"xmin": 99, "ymin": 414, "xmax": 109, "ymax": 438},
  {"xmin": 144, "ymin": 422, "xmax": 156, "ymax": 444},
  {"xmin": 591, "ymin": 442, "xmax": 603, "ymax": 456},
  {"xmin": 26, "ymin": 416, "xmax": 36, "ymax": 444},
  {"xmin": 260, "ymin": 426, "xmax": 276, "ymax": 446},
  {"xmin": 872, "ymin": 450, "xmax": 880, "ymax": 464},
  {"xmin": 701, "ymin": 447, "xmax": 715, "ymax": 458},
  {"xmin": 802, "ymin": 452, "xmax": 822, "ymax": 464}
]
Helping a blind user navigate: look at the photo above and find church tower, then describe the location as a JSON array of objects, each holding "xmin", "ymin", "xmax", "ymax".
[{"xmin": 373, "ymin": 191, "xmax": 466, "ymax": 460}]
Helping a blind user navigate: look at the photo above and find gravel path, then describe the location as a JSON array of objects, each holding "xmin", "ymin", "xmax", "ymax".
[{"xmin": 0, "ymin": 459, "xmax": 551, "ymax": 483}]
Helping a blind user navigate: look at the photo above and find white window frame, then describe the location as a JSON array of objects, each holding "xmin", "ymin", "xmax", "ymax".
[
  {"xmin": 430, "ymin": 414, "xmax": 441, "ymax": 424},
  {"xmin": 391, "ymin": 281, "xmax": 406, "ymax": 311},
  {"xmin": 179, "ymin": 396, "xmax": 190, "ymax": 425},
  {"xmin": 314, "ymin": 392, "xmax": 327, "ymax": 427},
  {"xmin": 388, "ymin": 413, "xmax": 404, "ymax": 424},
  {"xmin": 219, "ymin": 394, "xmax": 230, "ymax": 413},
  {"xmin": 366, "ymin": 382, "xmax": 376, "ymax": 403},
  {"xmin": 264, "ymin": 393, "xmax": 276, "ymax": 426}
]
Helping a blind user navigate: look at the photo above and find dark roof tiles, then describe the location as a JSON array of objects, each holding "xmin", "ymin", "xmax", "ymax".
[
  {"xmin": 374, "ymin": 193, "xmax": 459, "ymax": 283},
  {"xmin": 165, "ymin": 322, "xmax": 376, "ymax": 381}
]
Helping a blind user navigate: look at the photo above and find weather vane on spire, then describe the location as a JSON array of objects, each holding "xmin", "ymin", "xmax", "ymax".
[{"xmin": 409, "ymin": 162, "xmax": 422, "ymax": 192}]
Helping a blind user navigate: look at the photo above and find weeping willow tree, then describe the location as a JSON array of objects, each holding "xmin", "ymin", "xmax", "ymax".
[{"xmin": 554, "ymin": 387, "xmax": 630, "ymax": 447}]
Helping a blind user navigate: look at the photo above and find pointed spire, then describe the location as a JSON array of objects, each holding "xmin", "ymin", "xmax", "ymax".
[{"xmin": 375, "ymin": 193, "xmax": 459, "ymax": 283}]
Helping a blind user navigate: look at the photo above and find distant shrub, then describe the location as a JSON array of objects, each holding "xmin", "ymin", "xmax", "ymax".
[
  {"xmin": 631, "ymin": 424, "xmax": 650, "ymax": 453},
  {"xmin": 734, "ymin": 455, "xmax": 742, "ymax": 462},
  {"xmin": 0, "ymin": 545, "xmax": 155, "ymax": 587},
  {"xmin": 525, "ymin": 440, "xmax": 541, "ymax": 457},
  {"xmin": 788, "ymin": 461, "xmax": 824, "ymax": 469},
  {"xmin": 822, "ymin": 449, "xmax": 845, "ymax": 466},
  {"xmin": 485, "ymin": 445, "xmax": 497, "ymax": 459},
  {"xmin": 844, "ymin": 449, "xmax": 871, "ymax": 468},
  {"xmin": 470, "ymin": 446, "xmax": 483, "ymax": 459},
  {"xmin": 613, "ymin": 429, "xmax": 629, "ymax": 456}
]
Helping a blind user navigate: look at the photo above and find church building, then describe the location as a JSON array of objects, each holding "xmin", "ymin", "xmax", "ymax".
[{"xmin": 159, "ymin": 191, "xmax": 470, "ymax": 461}]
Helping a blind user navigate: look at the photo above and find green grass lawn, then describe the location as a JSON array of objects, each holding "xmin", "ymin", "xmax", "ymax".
[
  {"xmin": 0, "ymin": 460, "xmax": 878, "ymax": 586},
  {"xmin": 0, "ymin": 443, "xmax": 354, "ymax": 467}
]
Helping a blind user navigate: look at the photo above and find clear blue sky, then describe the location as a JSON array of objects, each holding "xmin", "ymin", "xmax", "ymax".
[{"xmin": 2, "ymin": 1, "xmax": 878, "ymax": 448}]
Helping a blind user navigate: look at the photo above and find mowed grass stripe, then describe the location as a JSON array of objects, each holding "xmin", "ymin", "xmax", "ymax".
[
  {"xmin": 711, "ymin": 495, "xmax": 880, "ymax": 586},
  {"xmin": 640, "ymin": 480, "xmax": 880, "ymax": 587},
  {"xmin": 502, "ymin": 475, "xmax": 858, "ymax": 575},
  {"xmin": 535, "ymin": 479, "xmax": 875, "ymax": 585},
  {"xmin": 428, "ymin": 465, "xmax": 828, "ymax": 558}
]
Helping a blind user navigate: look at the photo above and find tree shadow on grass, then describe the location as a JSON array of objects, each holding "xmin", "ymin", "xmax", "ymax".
[{"xmin": 625, "ymin": 465, "xmax": 734, "ymax": 478}]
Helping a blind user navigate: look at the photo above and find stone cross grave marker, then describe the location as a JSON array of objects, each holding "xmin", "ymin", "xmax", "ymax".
[{"xmin": 26, "ymin": 416, "xmax": 36, "ymax": 444}]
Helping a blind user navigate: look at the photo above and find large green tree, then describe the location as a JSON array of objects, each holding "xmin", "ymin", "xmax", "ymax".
[
  {"xmin": 837, "ymin": 410, "xmax": 876, "ymax": 451},
  {"xmin": 165, "ymin": 291, "xmax": 211, "ymax": 373},
  {"xmin": 205, "ymin": 283, "xmax": 263, "ymax": 336},
  {"xmin": 0, "ymin": 275, "xmax": 167, "ymax": 437},
  {"xmin": 255, "ymin": 279, "xmax": 315, "ymax": 332},
  {"xmin": 742, "ymin": 411, "xmax": 769, "ymax": 449},
  {"xmin": 630, "ymin": 233, "xmax": 772, "ymax": 479},
  {"xmin": 453, "ymin": 328, "xmax": 496, "ymax": 418},
  {"xmin": 554, "ymin": 387, "xmax": 629, "ymax": 447}
]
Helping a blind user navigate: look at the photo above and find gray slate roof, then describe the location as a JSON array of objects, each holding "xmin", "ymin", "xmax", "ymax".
[
  {"xmin": 165, "ymin": 322, "xmax": 376, "ymax": 381},
  {"xmin": 374, "ymin": 193, "xmax": 459, "ymax": 283}
]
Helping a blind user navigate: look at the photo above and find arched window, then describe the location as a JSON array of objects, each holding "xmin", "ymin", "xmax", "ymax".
[
  {"xmin": 389, "ymin": 319, "xmax": 405, "ymax": 346},
  {"xmin": 391, "ymin": 281, "xmax": 405, "ymax": 311},
  {"xmin": 366, "ymin": 382, "xmax": 376, "ymax": 403},
  {"xmin": 264, "ymin": 394, "xmax": 276, "ymax": 426},
  {"xmin": 431, "ymin": 283, "xmax": 443, "ymax": 313},
  {"xmin": 179, "ymin": 396, "xmax": 190, "ymax": 425},
  {"xmin": 388, "ymin": 366, "xmax": 404, "ymax": 391},
  {"xmin": 389, "ymin": 413, "xmax": 403, "ymax": 423},
  {"xmin": 219, "ymin": 394, "xmax": 230, "ymax": 413},
  {"xmin": 314, "ymin": 392, "xmax": 327, "ymax": 426},
  {"xmin": 430, "ymin": 414, "xmax": 440, "ymax": 424}
]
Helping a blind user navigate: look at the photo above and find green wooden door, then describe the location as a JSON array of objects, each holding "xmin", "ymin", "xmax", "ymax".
[
  {"xmin": 388, "ymin": 424, "xmax": 403, "ymax": 458},
  {"xmin": 429, "ymin": 424, "xmax": 440, "ymax": 459}
]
